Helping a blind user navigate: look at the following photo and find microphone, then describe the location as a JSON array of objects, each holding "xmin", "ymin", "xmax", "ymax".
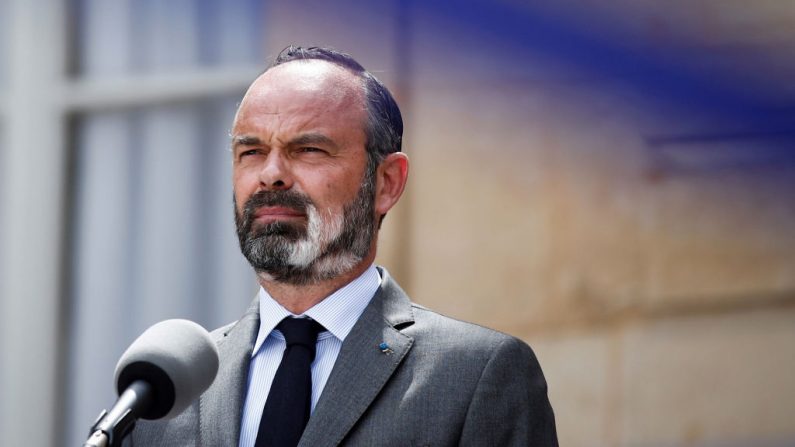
[{"xmin": 84, "ymin": 319, "xmax": 220, "ymax": 447}]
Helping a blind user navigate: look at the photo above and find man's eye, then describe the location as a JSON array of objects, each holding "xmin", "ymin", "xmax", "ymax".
[
  {"xmin": 300, "ymin": 147, "xmax": 323, "ymax": 153},
  {"xmin": 240, "ymin": 149, "xmax": 259, "ymax": 157}
]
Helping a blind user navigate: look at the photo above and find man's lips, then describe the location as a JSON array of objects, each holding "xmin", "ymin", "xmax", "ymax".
[{"xmin": 253, "ymin": 206, "xmax": 306, "ymax": 224}]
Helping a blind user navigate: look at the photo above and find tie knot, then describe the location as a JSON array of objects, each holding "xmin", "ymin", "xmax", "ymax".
[{"xmin": 277, "ymin": 317, "xmax": 323, "ymax": 349}]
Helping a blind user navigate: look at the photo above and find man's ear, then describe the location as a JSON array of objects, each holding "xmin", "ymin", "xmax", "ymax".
[{"xmin": 375, "ymin": 152, "xmax": 409, "ymax": 217}]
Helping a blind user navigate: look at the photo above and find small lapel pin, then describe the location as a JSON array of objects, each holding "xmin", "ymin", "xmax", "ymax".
[{"xmin": 379, "ymin": 342, "xmax": 394, "ymax": 355}]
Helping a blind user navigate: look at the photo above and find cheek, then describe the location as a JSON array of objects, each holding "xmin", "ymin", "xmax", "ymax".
[
  {"xmin": 232, "ymin": 189, "xmax": 243, "ymax": 211},
  {"xmin": 324, "ymin": 179, "xmax": 357, "ymax": 206},
  {"xmin": 233, "ymin": 169, "xmax": 258, "ymax": 195},
  {"xmin": 232, "ymin": 179, "xmax": 253, "ymax": 212},
  {"xmin": 232, "ymin": 190, "xmax": 245, "ymax": 216}
]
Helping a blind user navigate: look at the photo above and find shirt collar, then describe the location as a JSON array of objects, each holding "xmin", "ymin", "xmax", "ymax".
[{"xmin": 252, "ymin": 264, "xmax": 381, "ymax": 357}]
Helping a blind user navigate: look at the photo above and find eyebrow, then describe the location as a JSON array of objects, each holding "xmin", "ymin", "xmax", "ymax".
[
  {"xmin": 232, "ymin": 135, "xmax": 262, "ymax": 150},
  {"xmin": 288, "ymin": 133, "xmax": 337, "ymax": 149},
  {"xmin": 231, "ymin": 132, "xmax": 339, "ymax": 151}
]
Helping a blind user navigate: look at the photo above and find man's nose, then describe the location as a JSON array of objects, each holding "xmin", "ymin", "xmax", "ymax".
[{"xmin": 258, "ymin": 151, "xmax": 294, "ymax": 190}]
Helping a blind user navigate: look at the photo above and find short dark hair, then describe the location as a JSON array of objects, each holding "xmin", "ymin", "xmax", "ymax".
[{"xmin": 268, "ymin": 46, "xmax": 403, "ymax": 170}]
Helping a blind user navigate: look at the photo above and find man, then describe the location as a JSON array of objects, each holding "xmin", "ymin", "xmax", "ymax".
[{"xmin": 128, "ymin": 46, "xmax": 557, "ymax": 446}]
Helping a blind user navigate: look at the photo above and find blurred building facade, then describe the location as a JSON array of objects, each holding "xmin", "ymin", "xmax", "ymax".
[{"xmin": 1, "ymin": 1, "xmax": 794, "ymax": 446}]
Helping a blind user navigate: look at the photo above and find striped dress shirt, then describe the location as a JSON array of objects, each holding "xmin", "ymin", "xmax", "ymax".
[{"xmin": 238, "ymin": 265, "xmax": 381, "ymax": 447}]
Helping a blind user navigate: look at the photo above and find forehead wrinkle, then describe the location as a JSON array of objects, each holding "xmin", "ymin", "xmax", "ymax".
[
  {"xmin": 232, "ymin": 105, "xmax": 287, "ymax": 146},
  {"xmin": 233, "ymin": 107, "xmax": 360, "ymax": 152}
]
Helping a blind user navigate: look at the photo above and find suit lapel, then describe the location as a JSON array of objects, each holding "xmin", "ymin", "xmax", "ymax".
[
  {"xmin": 199, "ymin": 299, "xmax": 259, "ymax": 447},
  {"xmin": 299, "ymin": 269, "xmax": 415, "ymax": 447}
]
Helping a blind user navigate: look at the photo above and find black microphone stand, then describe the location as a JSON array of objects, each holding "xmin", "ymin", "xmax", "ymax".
[{"xmin": 83, "ymin": 380, "xmax": 153, "ymax": 447}]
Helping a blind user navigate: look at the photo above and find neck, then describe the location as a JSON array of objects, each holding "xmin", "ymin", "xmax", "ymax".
[{"xmin": 257, "ymin": 253, "xmax": 376, "ymax": 314}]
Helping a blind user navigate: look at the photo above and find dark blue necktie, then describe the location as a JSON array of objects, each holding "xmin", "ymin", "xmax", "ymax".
[{"xmin": 255, "ymin": 317, "xmax": 323, "ymax": 447}]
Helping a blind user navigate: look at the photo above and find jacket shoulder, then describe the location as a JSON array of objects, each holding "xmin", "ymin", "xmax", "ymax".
[{"xmin": 408, "ymin": 303, "xmax": 528, "ymax": 348}]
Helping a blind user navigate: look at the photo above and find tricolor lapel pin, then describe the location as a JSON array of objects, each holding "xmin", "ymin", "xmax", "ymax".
[{"xmin": 379, "ymin": 342, "xmax": 394, "ymax": 355}]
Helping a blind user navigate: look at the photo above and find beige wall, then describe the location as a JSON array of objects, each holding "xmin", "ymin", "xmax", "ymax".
[
  {"xmin": 406, "ymin": 53, "xmax": 795, "ymax": 447},
  {"xmin": 262, "ymin": 2, "xmax": 795, "ymax": 446}
]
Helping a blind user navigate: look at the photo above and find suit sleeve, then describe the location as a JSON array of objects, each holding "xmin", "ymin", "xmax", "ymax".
[{"xmin": 458, "ymin": 336, "xmax": 558, "ymax": 447}]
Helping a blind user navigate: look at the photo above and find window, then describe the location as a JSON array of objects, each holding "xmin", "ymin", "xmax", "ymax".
[{"xmin": 63, "ymin": 1, "xmax": 267, "ymax": 444}]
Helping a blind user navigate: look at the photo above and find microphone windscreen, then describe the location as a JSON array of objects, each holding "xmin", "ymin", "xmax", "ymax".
[{"xmin": 113, "ymin": 319, "xmax": 219, "ymax": 420}]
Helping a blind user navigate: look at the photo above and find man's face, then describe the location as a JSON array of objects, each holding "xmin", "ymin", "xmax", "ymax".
[{"xmin": 231, "ymin": 60, "xmax": 376, "ymax": 284}]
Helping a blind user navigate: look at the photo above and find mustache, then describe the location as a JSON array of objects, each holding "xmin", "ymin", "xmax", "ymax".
[{"xmin": 242, "ymin": 189, "xmax": 313, "ymax": 222}]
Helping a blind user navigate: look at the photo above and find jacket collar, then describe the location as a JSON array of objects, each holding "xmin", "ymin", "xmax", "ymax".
[
  {"xmin": 299, "ymin": 267, "xmax": 415, "ymax": 447},
  {"xmin": 199, "ymin": 298, "xmax": 259, "ymax": 446}
]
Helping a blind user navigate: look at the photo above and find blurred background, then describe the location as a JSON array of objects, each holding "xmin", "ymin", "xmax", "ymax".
[{"xmin": 1, "ymin": 0, "xmax": 794, "ymax": 446}]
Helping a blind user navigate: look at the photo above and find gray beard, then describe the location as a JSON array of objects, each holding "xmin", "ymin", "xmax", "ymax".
[{"xmin": 234, "ymin": 169, "xmax": 376, "ymax": 285}]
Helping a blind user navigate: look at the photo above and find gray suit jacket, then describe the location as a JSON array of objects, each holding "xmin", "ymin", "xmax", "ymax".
[{"xmin": 127, "ymin": 268, "xmax": 558, "ymax": 446}]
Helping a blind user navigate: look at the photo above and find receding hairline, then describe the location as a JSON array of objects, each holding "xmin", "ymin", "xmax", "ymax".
[
  {"xmin": 261, "ymin": 57, "xmax": 365, "ymax": 91},
  {"xmin": 234, "ymin": 58, "xmax": 367, "ymax": 125}
]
